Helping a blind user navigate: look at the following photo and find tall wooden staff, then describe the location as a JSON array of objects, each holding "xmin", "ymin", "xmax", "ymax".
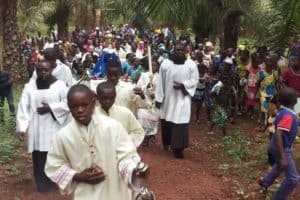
[
  {"xmin": 147, "ymin": 45, "xmax": 153, "ymax": 89},
  {"xmin": 148, "ymin": 45, "xmax": 153, "ymax": 76}
]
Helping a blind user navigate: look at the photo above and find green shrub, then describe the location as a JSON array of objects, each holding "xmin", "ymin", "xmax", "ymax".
[{"xmin": 222, "ymin": 134, "xmax": 251, "ymax": 164}]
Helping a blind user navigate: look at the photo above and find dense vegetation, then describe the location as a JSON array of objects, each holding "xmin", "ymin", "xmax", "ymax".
[{"xmin": 0, "ymin": 0, "xmax": 300, "ymax": 79}]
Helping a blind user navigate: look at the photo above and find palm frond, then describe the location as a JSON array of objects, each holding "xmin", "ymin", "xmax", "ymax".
[
  {"xmin": 256, "ymin": 0, "xmax": 300, "ymax": 52},
  {"xmin": 18, "ymin": 0, "xmax": 55, "ymax": 34}
]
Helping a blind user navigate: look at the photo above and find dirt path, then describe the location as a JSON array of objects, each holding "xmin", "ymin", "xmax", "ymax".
[
  {"xmin": 1, "ymin": 115, "xmax": 299, "ymax": 200},
  {"xmin": 0, "ymin": 118, "xmax": 233, "ymax": 200}
]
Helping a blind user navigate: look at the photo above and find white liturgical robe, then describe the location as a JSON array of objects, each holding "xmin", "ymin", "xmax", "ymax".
[
  {"xmin": 16, "ymin": 80, "xmax": 70, "ymax": 153},
  {"xmin": 96, "ymin": 104, "xmax": 145, "ymax": 147},
  {"xmin": 45, "ymin": 112, "xmax": 140, "ymax": 200},
  {"xmin": 155, "ymin": 59, "xmax": 199, "ymax": 124}
]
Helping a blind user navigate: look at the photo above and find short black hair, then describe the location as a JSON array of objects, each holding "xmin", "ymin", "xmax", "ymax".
[
  {"xmin": 67, "ymin": 84, "xmax": 94, "ymax": 101},
  {"xmin": 106, "ymin": 60, "xmax": 122, "ymax": 71},
  {"xmin": 278, "ymin": 87, "xmax": 297, "ymax": 107},
  {"xmin": 269, "ymin": 94, "xmax": 279, "ymax": 105},
  {"xmin": 43, "ymin": 48, "xmax": 57, "ymax": 61},
  {"xmin": 96, "ymin": 81, "xmax": 115, "ymax": 95}
]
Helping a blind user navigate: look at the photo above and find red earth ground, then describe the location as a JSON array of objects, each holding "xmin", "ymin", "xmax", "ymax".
[{"xmin": 0, "ymin": 113, "xmax": 299, "ymax": 200}]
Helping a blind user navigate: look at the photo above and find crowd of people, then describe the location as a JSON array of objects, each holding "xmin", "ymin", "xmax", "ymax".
[{"xmin": 0, "ymin": 23, "xmax": 299, "ymax": 199}]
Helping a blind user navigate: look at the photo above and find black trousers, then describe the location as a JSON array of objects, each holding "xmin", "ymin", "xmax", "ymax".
[
  {"xmin": 32, "ymin": 151, "xmax": 55, "ymax": 192},
  {"xmin": 160, "ymin": 119, "xmax": 189, "ymax": 150}
]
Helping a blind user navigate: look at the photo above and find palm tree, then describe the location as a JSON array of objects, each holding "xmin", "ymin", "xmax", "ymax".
[
  {"xmin": 18, "ymin": 0, "xmax": 55, "ymax": 34},
  {"xmin": 1, "ymin": 0, "xmax": 23, "ymax": 81},
  {"xmin": 131, "ymin": 0, "xmax": 250, "ymax": 50},
  {"xmin": 44, "ymin": 0, "xmax": 82, "ymax": 40},
  {"xmin": 260, "ymin": 0, "xmax": 300, "ymax": 53}
]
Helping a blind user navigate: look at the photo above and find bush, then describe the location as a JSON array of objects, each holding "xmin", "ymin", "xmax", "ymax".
[
  {"xmin": 222, "ymin": 134, "xmax": 251, "ymax": 164},
  {"xmin": 0, "ymin": 116, "xmax": 19, "ymax": 164}
]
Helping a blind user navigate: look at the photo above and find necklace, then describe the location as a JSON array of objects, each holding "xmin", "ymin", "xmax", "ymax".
[{"xmin": 79, "ymin": 121, "xmax": 97, "ymax": 163}]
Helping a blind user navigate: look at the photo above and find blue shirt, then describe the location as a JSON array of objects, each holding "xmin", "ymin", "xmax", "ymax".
[{"xmin": 275, "ymin": 107, "xmax": 299, "ymax": 148}]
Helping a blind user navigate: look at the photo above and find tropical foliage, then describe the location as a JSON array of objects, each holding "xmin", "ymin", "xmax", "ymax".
[
  {"xmin": 18, "ymin": 0, "xmax": 55, "ymax": 34},
  {"xmin": 1, "ymin": 0, "xmax": 300, "ymax": 77},
  {"xmin": 251, "ymin": 0, "xmax": 300, "ymax": 52}
]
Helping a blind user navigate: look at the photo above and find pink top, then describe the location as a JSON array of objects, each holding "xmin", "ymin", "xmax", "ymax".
[{"xmin": 247, "ymin": 66, "xmax": 260, "ymax": 87}]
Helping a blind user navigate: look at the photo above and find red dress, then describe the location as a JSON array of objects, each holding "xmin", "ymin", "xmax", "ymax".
[
  {"xmin": 282, "ymin": 68, "xmax": 300, "ymax": 96},
  {"xmin": 246, "ymin": 66, "xmax": 260, "ymax": 106}
]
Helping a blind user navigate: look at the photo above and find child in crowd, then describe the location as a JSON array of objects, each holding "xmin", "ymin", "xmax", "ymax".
[
  {"xmin": 259, "ymin": 87, "xmax": 299, "ymax": 200},
  {"xmin": 208, "ymin": 77, "xmax": 235, "ymax": 136},
  {"xmin": 193, "ymin": 64, "xmax": 209, "ymax": 123},
  {"xmin": 204, "ymin": 66, "xmax": 219, "ymax": 122},
  {"xmin": 246, "ymin": 53, "xmax": 261, "ymax": 119},
  {"xmin": 236, "ymin": 50, "xmax": 250, "ymax": 115},
  {"xmin": 219, "ymin": 58, "xmax": 238, "ymax": 123},
  {"xmin": 265, "ymin": 95, "xmax": 279, "ymax": 166},
  {"xmin": 256, "ymin": 56, "xmax": 278, "ymax": 131}
]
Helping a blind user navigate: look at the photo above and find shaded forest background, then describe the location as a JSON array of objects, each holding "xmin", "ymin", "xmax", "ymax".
[{"xmin": 0, "ymin": 0, "xmax": 300, "ymax": 81}]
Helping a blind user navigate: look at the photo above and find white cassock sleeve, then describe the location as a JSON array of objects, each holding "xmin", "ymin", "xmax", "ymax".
[
  {"xmin": 48, "ymin": 84, "xmax": 70, "ymax": 125},
  {"xmin": 16, "ymin": 84, "xmax": 31, "ymax": 133},
  {"xmin": 127, "ymin": 111, "xmax": 145, "ymax": 147},
  {"xmin": 182, "ymin": 61, "xmax": 199, "ymax": 97},
  {"xmin": 117, "ymin": 124, "xmax": 141, "ymax": 187},
  {"xmin": 45, "ymin": 133, "xmax": 78, "ymax": 195},
  {"xmin": 136, "ymin": 73, "xmax": 149, "ymax": 91},
  {"xmin": 65, "ymin": 66, "xmax": 74, "ymax": 87},
  {"xmin": 154, "ymin": 62, "xmax": 166, "ymax": 103}
]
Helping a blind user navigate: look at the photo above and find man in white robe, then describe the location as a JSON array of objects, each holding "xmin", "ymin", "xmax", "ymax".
[
  {"xmin": 30, "ymin": 48, "xmax": 73, "ymax": 87},
  {"xmin": 96, "ymin": 81, "xmax": 145, "ymax": 147},
  {"xmin": 45, "ymin": 84, "xmax": 149, "ymax": 200},
  {"xmin": 17, "ymin": 61, "xmax": 70, "ymax": 192},
  {"xmin": 155, "ymin": 44, "xmax": 199, "ymax": 158}
]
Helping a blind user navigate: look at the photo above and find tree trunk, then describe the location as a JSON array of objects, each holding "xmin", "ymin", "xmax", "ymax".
[
  {"xmin": 2, "ymin": 0, "xmax": 23, "ymax": 82},
  {"xmin": 0, "ymin": 0, "xmax": 3, "ymax": 69},
  {"xmin": 56, "ymin": 5, "xmax": 70, "ymax": 40},
  {"xmin": 75, "ymin": 4, "xmax": 95, "ymax": 33},
  {"xmin": 192, "ymin": 21, "xmax": 210, "ymax": 44},
  {"xmin": 223, "ymin": 11, "xmax": 242, "ymax": 50}
]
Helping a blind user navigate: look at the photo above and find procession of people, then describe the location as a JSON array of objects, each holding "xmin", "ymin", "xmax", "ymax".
[{"xmin": 0, "ymin": 24, "xmax": 300, "ymax": 199}]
